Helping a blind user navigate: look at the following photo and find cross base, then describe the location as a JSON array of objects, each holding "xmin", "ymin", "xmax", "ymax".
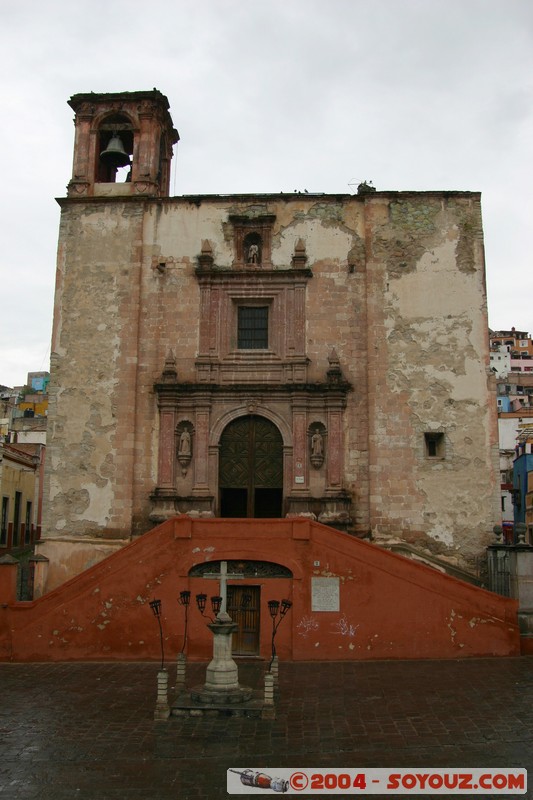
[{"xmin": 189, "ymin": 684, "xmax": 253, "ymax": 704}]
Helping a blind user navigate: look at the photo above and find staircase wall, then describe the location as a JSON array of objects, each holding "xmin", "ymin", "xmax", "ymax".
[{"xmin": 0, "ymin": 517, "xmax": 520, "ymax": 661}]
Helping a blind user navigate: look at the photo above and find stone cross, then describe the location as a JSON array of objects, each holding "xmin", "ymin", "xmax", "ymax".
[{"xmin": 203, "ymin": 560, "xmax": 244, "ymax": 615}]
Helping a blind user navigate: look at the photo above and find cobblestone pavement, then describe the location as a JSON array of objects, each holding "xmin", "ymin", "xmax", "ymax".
[{"xmin": 0, "ymin": 657, "xmax": 532, "ymax": 799}]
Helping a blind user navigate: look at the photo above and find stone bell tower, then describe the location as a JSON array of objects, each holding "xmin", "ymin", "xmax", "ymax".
[{"xmin": 67, "ymin": 90, "xmax": 179, "ymax": 198}]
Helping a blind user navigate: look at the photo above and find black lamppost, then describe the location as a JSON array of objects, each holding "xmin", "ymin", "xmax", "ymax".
[
  {"xmin": 267, "ymin": 598, "xmax": 292, "ymax": 669},
  {"xmin": 195, "ymin": 593, "xmax": 223, "ymax": 621},
  {"xmin": 149, "ymin": 598, "xmax": 165, "ymax": 669},
  {"xmin": 178, "ymin": 590, "xmax": 191, "ymax": 654}
]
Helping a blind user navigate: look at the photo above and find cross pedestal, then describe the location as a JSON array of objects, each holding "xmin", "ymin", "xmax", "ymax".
[
  {"xmin": 190, "ymin": 560, "xmax": 252, "ymax": 704},
  {"xmin": 190, "ymin": 617, "xmax": 252, "ymax": 704}
]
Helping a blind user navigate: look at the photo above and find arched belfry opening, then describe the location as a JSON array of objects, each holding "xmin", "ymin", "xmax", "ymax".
[
  {"xmin": 97, "ymin": 113, "xmax": 133, "ymax": 184},
  {"xmin": 219, "ymin": 415, "xmax": 283, "ymax": 518}
]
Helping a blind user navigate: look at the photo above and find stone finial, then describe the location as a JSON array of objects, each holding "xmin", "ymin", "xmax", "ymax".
[
  {"xmin": 291, "ymin": 238, "xmax": 307, "ymax": 268},
  {"xmin": 328, "ymin": 348, "xmax": 340, "ymax": 368},
  {"xmin": 516, "ymin": 524, "xmax": 527, "ymax": 545},
  {"xmin": 160, "ymin": 350, "xmax": 178, "ymax": 383},
  {"xmin": 492, "ymin": 525, "xmax": 503, "ymax": 544},
  {"xmin": 198, "ymin": 239, "xmax": 214, "ymax": 270},
  {"xmin": 327, "ymin": 348, "xmax": 343, "ymax": 384}
]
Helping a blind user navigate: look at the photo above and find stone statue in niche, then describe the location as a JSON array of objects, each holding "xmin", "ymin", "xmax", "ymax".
[
  {"xmin": 247, "ymin": 242, "xmax": 259, "ymax": 264},
  {"xmin": 178, "ymin": 430, "xmax": 191, "ymax": 456},
  {"xmin": 311, "ymin": 430, "xmax": 323, "ymax": 457},
  {"xmin": 310, "ymin": 427, "xmax": 325, "ymax": 469},
  {"xmin": 177, "ymin": 426, "xmax": 193, "ymax": 475}
]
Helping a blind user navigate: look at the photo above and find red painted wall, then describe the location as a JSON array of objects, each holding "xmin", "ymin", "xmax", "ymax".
[{"xmin": 0, "ymin": 517, "xmax": 520, "ymax": 662}]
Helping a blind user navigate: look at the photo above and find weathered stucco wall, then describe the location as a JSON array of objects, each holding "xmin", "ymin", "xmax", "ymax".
[
  {"xmin": 42, "ymin": 191, "xmax": 499, "ymax": 582},
  {"xmin": 363, "ymin": 195, "xmax": 499, "ymax": 568},
  {"xmin": 44, "ymin": 202, "xmax": 147, "ymax": 546}
]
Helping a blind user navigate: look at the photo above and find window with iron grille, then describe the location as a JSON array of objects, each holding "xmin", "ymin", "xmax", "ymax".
[{"xmin": 238, "ymin": 306, "xmax": 268, "ymax": 349}]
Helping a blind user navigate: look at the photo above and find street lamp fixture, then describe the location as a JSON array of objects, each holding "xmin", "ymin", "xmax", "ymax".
[
  {"xmin": 178, "ymin": 590, "xmax": 191, "ymax": 654},
  {"xmin": 268, "ymin": 598, "xmax": 292, "ymax": 669},
  {"xmin": 149, "ymin": 598, "xmax": 165, "ymax": 669},
  {"xmin": 211, "ymin": 595, "xmax": 223, "ymax": 615},
  {"xmin": 195, "ymin": 593, "xmax": 207, "ymax": 614},
  {"xmin": 195, "ymin": 593, "xmax": 223, "ymax": 620}
]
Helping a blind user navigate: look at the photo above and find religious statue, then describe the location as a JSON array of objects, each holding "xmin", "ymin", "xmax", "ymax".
[
  {"xmin": 177, "ymin": 427, "xmax": 193, "ymax": 475},
  {"xmin": 178, "ymin": 429, "xmax": 191, "ymax": 456},
  {"xmin": 247, "ymin": 243, "xmax": 259, "ymax": 264},
  {"xmin": 310, "ymin": 427, "xmax": 325, "ymax": 469},
  {"xmin": 311, "ymin": 430, "xmax": 323, "ymax": 457}
]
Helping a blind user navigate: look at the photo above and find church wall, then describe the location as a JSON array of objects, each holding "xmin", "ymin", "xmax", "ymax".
[
  {"xmin": 363, "ymin": 195, "xmax": 499, "ymax": 569},
  {"xmin": 41, "ymin": 190, "xmax": 499, "ymax": 585}
]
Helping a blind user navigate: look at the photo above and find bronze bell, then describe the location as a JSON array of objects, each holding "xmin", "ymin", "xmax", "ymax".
[{"xmin": 100, "ymin": 134, "xmax": 130, "ymax": 167}]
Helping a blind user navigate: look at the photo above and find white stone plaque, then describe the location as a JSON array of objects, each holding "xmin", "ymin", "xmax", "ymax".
[{"xmin": 311, "ymin": 577, "xmax": 340, "ymax": 612}]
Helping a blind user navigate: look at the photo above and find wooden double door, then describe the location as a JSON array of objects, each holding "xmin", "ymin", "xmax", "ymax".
[
  {"xmin": 219, "ymin": 415, "xmax": 283, "ymax": 518},
  {"xmin": 227, "ymin": 585, "xmax": 261, "ymax": 655}
]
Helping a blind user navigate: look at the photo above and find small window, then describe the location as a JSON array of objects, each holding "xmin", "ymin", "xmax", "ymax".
[
  {"xmin": 238, "ymin": 306, "xmax": 268, "ymax": 349},
  {"xmin": 424, "ymin": 432, "xmax": 444, "ymax": 458}
]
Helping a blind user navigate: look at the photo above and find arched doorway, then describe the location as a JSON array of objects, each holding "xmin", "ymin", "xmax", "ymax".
[{"xmin": 219, "ymin": 415, "xmax": 283, "ymax": 517}]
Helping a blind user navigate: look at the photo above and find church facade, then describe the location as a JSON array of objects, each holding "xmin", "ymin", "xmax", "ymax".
[{"xmin": 39, "ymin": 90, "xmax": 500, "ymax": 591}]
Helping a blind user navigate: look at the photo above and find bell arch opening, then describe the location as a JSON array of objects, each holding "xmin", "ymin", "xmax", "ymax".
[
  {"xmin": 218, "ymin": 415, "xmax": 283, "ymax": 518},
  {"xmin": 97, "ymin": 113, "xmax": 133, "ymax": 184}
]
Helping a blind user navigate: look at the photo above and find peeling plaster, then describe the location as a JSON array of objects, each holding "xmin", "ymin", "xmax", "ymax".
[
  {"xmin": 468, "ymin": 617, "xmax": 492, "ymax": 628},
  {"xmin": 426, "ymin": 524, "xmax": 455, "ymax": 548}
]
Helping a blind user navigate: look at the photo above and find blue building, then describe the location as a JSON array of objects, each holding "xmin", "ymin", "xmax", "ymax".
[{"xmin": 513, "ymin": 441, "xmax": 533, "ymax": 526}]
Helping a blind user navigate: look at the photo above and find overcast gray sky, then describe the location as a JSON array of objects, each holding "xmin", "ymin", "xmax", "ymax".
[{"xmin": 1, "ymin": 0, "xmax": 531, "ymax": 388}]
